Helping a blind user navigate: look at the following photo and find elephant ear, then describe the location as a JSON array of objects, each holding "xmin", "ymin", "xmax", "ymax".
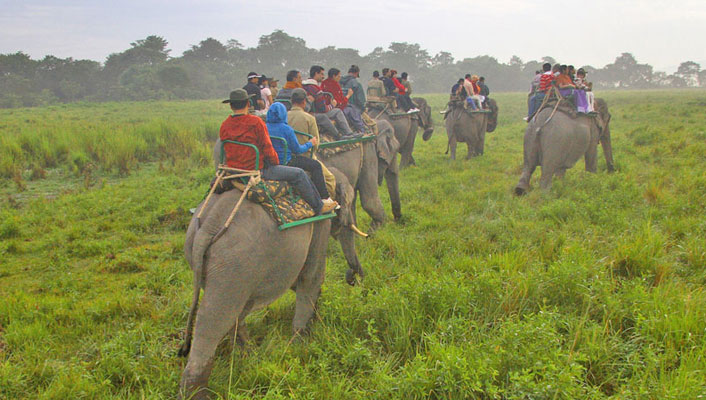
[
  {"xmin": 485, "ymin": 98, "xmax": 499, "ymax": 133},
  {"xmin": 593, "ymin": 98, "xmax": 611, "ymax": 135},
  {"xmin": 376, "ymin": 120, "xmax": 400, "ymax": 166}
]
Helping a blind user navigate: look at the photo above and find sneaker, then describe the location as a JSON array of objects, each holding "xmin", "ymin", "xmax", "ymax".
[
  {"xmin": 320, "ymin": 201, "xmax": 338, "ymax": 214},
  {"xmin": 523, "ymin": 117, "xmax": 529, "ymax": 121}
]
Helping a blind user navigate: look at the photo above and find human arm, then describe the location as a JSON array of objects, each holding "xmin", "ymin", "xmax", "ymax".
[{"xmin": 285, "ymin": 126, "xmax": 314, "ymax": 155}]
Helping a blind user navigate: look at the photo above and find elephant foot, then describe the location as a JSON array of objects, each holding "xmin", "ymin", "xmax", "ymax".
[
  {"xmin": 514, "ymin": 185, "xmax": 528, "ymax": 196},
  {"xmin": 345, "ymin": 269, "xmax": 359, "ymax": 286},
  {"xmin": 422, "ymin": 128, "xmax": 434, "ymax": 141},
  {"xmin": 607, "ymin": 164, "xmax": 615, "ymax": 173},
  {"xmin": 177, "ymin": 340, "xmax": 191, "ymax": 358},
  {"xmin": 368, "ymin": 220, "xmax": 383, "ymax": 236},
  {"xmin": 180, "ymin": 387, "xmax": 212, "ymax": 400}
]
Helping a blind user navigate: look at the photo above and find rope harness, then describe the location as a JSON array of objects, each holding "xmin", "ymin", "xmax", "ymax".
[{"xmin": 196, "ymin": 166, "xmax": 261, "ymax": 245}]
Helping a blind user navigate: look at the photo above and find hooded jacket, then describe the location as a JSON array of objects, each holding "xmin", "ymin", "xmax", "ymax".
[{"xmin": 266, "ymin": 102, "xmax": 312, "ymax": 164}]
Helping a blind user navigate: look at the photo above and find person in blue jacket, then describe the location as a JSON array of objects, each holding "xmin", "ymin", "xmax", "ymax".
[{"xmin": 266, "ymin": 102, "xmax": 337, "ymax": 207}]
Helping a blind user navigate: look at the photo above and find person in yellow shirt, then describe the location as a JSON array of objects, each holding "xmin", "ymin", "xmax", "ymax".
[{"xmin": 287, "ymin": 88, "xmax": 336, "ymax": 196}]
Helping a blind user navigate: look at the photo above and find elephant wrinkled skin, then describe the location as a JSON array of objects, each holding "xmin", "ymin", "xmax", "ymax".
[{"xmin": 514, "ymin": 98, "xmax": 614, "ymax": 194}]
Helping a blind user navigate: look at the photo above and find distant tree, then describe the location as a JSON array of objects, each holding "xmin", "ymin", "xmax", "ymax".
[
  {"xmin": 183, "ymin": 38, "xmax": 228, "ymax": 63},
  {"xmin": 255, "ymin": 30, "xmax": 310, "ymax": 70},
  {"xmin": 509, "ymin": 55, "xmax": 523, "ymax": 67},
  {"xmin": 595, "ymin": 52, "xmax": 653, "ymax": 88},
  {"xmin": 431, "ymin": 51, "xmax": 454, "ymax": 67},
  {"xmin": 103, "ymin": 35, "xmax": 170, "ymax": 82},
  {"xmin": 675, "ymin": 61, "xmax": 700, "ymax": 87}
]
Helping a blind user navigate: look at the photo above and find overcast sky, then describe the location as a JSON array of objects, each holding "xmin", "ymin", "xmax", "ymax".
[{"xmin": 2, "ymin": 0, "xmax": 705, "ymax": 73}]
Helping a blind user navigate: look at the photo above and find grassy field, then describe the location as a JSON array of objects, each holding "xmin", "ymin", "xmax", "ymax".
[{"xmin": 1, "ymin": 90, "xmax": 705, "ymax": 399}]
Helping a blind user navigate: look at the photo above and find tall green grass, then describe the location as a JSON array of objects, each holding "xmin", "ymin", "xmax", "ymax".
[
  {"xmin": 0, "ymin": 101, "xmax": 221, "ymax": 179},
  {"xmin": 1, "ymin": 90, "xmax": 705, "ymax": 399}
]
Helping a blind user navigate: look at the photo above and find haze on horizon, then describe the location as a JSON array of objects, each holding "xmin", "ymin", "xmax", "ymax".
[{"xmin": 2, "ymin": 0, "xmax": 705, "ymax": 73}]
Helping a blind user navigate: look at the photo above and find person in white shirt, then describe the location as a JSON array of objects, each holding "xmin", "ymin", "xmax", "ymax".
[{"xmin": 260, "ymin": 75, "xmax": 273, "ymax": 109}]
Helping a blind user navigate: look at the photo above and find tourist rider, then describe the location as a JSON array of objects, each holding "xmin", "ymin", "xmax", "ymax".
[
  {"xmin": 260, "ymin": 75, "xmax": 273, "ymax": 110},
  {"xmin": 322, "ymin": 67, "xmax": 364, "ymax": 135},
  {"xmin": 243, "ymin": 72, "xmax": 265, "ymax": 111},
  {"xmin": 397, "ymin": 72, "xmax": 419, "ymax": 113},
  {"xmin": 219, "ymin": 89, "xmax": 334, "ymax": 215},
  {"xmin": 381, "ymin": 68, "xmax": 397, "ymax": 98},
  {"xmin": 269, "ymin": 77, "xmax": 279, "ymax": 99},
  {"xmin": 462, "ymin": 74, "xmax": 478, "ymax": 110},
  {"xmin": 303, "ymin": 65, "xmax": 357, "ymax": 138},
  {"xmin": 574, "ymin": 68, "xmax": 594, "ymax": 112},
  {"xmin": 339, "ymin": 65, "xmax": 367, "ymax": 133},
  {"xmin": 287, "ymin": 88, "xmax": 337, "ymax": 199},
  {"xmin": 266, "ymin": 102, "xmax": 337, "ymax": 208},
  {"xmin": 367, "ymin": 70, "xmax": 385, "ymax": 100},
  {"xmin": 526, "ymin": 62, "xmax": 554, "ymax": 121}
]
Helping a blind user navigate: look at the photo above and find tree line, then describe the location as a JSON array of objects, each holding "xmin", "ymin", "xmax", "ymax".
[{"xmin": 2, "ymin": 30, "xmax": 704, "ymax": 108}]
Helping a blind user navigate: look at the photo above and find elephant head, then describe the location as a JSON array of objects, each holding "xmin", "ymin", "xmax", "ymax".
[{"xmin": 375, "ymin": 120, "xmax": 400, "ymax": 185}]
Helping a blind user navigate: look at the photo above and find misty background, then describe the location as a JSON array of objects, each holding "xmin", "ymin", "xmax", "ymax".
[{"xmin": 1, "ymin": 29, "xmax": 705, "ymax": 108}]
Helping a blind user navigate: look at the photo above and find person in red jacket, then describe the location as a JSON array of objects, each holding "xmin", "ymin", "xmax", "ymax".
[
  {"xmin": 391, "ymin": 69, "xmax": 416, "ymax": 112},
  {"xmin": 220, "ymin": 89, "xmax": 335, "ymax": 215},
  {"xmin": 321, "ymin": 68, "xmax": 364, "ymax": 135}
]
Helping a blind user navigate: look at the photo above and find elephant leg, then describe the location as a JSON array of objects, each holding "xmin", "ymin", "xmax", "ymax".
[
  {"xmin": 555, "ymin": 168, "xmax": 567, "ymax": 178},
  {"xmin": 385, "ymin": 167, "xmax": 402, "ymax": 221},
  {"xmin": 399, "ymin": 125, "xmax": 418, "ymax": 168},
  {"xmin": 447, "ymin": 131, "xmax": 457, "ymax": 160},
  {"xmin": 180, "ymin": 277, "xmax": 250, "ymax": 400},
  {"xmin": 338, "ymin": 225, "xmax": 365, "ymax": 285},
  {"xmin": 584, "ymin": 141, "xmax": 598, "ymax": 173},
  {"xmin": 357, "ymin": 165, "xmax": 385, "ymax": 233},
  {"xmin": 292, "ymin": 222, "xmax": 329, "ymax": 336},
  {"xmin": 465, "ymin": 141, "xmax": 474, "ymax": 160},
  {"xmin": 478, "ymin": 129, "xmax": 486, "ymax": 156},
  {"xmin": 515, "ymin": 130, "xmax": 540, "ymax": 195},
  {"xmin": 539, "ymin": 166, "xmax": 554, "ymax": 190}
]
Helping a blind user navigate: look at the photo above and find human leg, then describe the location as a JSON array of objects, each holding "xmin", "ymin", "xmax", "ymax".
[
  {"xmin": 343, "ymin": 105, "xmax": 365, "ymax": 132},
  {"xmin": 288, "ymin": 155, "xmax": 330, "ymax": 199},
  {"xmin": 327, "ymin": 108, "xmax": 354, "ymax": 135},
  {"xmin": 314, "ymin": 113, "xmax": 342, "ymax": 139},
  {"xmin": 262, "ymin": 165, "xmax": 324, "ymax": 213}
]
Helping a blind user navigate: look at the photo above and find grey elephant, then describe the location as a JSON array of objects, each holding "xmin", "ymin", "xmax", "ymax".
[
  {"xmin": 366, "ymin": 97, "xmax": 433, "ymax": 168},
  {"xmin": 319, "ymin": 119, "xmax": 401, "ymax": 234},
  {"xmin": 179, "ymin": 166, "xmax": 355, "ymax": 399},
  {"xmin": 211, "ymin": 139, "xmax": 365, "ymax": 285},
  {"xmin": 514, "ymin": 98, "xmax": 614, "ymax": 194},
  {"xmin": 440, "ymin": 97, "xmax": 499, "ymax": 160}
]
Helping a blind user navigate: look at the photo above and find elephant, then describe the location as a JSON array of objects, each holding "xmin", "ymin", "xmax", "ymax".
[
  {"xmin": 441, "ymin": 97, "xmax": 499, "ymax": 160},
  {"xmin": 514, "ymin": 98, "xmax": 614, "ymax": 194},
  {"xmin": 366, "ymin": 97, "xmax": 434, "ymax": 169},
  {"xmin": 179, "ymin": 166, "xmax": 356, "ymax": 399},
  {"xmin": 318, "ymin": 119, "xmax": 401, "ymax": 234},
  {"xmin": 211, "ymin": 139, "xmax": 365, "ymax": 285}
]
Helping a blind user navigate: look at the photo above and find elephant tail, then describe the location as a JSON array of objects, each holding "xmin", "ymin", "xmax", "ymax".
[
  {"xmin": 179, "ymin": 223, "xmax": 216, "ymax": 357},
  {"xmin": 178, "ymin": 268, "xmax": 201, "ymax": 357}
]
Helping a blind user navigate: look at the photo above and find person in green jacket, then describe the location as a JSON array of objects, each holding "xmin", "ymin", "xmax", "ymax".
[{"xmin": 339, "ymin": 65, "xmax": 366, "ymax": 133}]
